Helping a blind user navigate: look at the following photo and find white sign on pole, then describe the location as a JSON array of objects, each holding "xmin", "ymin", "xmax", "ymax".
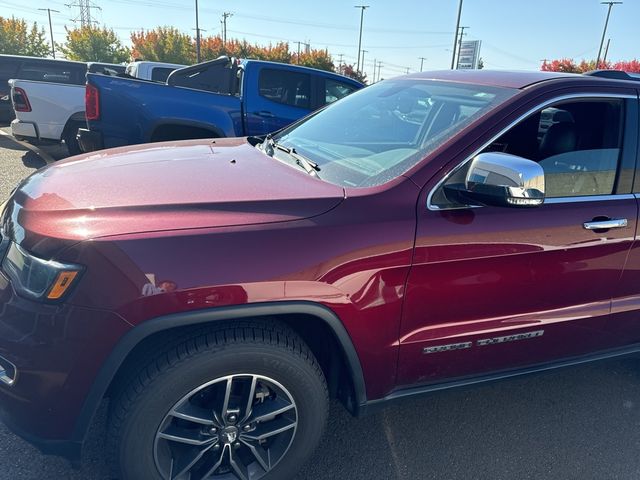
[{"xmin": 457, "ymin": 40, "xmax": 482, "ymax": 69}]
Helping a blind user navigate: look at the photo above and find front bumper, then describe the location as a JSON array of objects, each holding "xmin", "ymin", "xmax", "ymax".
[
  {"xmin": 77, "ymin": 128, "xmax": 103, "ymax": 152},
  {"xmin": 0, "ymin": 272, "xmax": 131, "ymax": 458},
  {"xmin": 10, "ymin": 119, "xmax": 37, "ymax": 140}
]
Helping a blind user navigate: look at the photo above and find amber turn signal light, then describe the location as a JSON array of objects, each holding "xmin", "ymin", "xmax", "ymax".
[{"xmin": 46, "ymin": 271, "xmax": 79, "ymax": 300}]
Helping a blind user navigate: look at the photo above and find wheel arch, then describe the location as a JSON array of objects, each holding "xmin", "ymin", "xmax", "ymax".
[
  {"xmin": 148, "ymin": 121, "xmax": 225, "ymax": 142},
  {"xmin": 62, "ymin": 112, "xmax": 86, "ymax": 132},
  {"xmin": 71, "ymin": 301, "xmax": 367, "ymax": 446}
]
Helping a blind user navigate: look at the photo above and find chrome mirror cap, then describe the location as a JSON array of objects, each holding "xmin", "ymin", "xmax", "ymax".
[{"xmin": 463, "ymin": 152, "xmax": 545, "ymax": 207}]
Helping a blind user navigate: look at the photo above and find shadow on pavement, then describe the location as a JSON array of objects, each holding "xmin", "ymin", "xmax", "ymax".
[
  {"xmin": 0, "ymin": 133, "xmax": 25, "ymax": 152},
  {"xmin": 21, "ymin": 151, "xmax": 47, "ymax": 169}
]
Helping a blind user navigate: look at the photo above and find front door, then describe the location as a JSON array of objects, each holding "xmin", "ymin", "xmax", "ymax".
[
  {"xmin": 398, "ymin": 92, "xmax": 639, "ymax": 387},
  {"xmin": 244, "ymin": 66, "xmax": 312, "ymax": 136}
]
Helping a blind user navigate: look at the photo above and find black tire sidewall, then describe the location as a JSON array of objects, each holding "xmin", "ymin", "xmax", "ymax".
[
  {"xmin": 115, "ymin": 342, "xmax": 328, "ymax": 480},
  {"xmin": 64, "ymin": 123, "xmax": 82, "ymax": 156}
]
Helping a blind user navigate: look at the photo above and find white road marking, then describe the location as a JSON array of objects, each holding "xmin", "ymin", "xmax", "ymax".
[{"xmin": 0, "ymin": 129, "xmax": 56, "ymax": 165}]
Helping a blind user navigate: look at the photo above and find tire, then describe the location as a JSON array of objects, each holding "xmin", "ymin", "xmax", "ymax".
[
  {"xmin": 63, "ymin": 122, "xmax": 83, "ymax": 156},
  {"xmin": 108, "ymin": 320, "xmax": 329, "ymax": 480}
]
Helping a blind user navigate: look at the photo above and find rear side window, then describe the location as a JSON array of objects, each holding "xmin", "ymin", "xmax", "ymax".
[
  {"xmin": 0, "ymin": 59, "xmax": 20, "ymax": 79},
  {"xmin": 324, "ymin": 79, "xmax": 357, "ymax": 105},
  {"xmin": 259, "ymin": 69, "xmax": 311, "ymax": 109},
  {"xmin": 19, "ymin": 61, "xmax": 86, "ymax": 85},
  {"xmin": 0, "ymin": 60, "xmax": 20, "ymax": 93},
  {"xmin": 151, "ymin": 67, "xmax": 176, "ymax": 82}
]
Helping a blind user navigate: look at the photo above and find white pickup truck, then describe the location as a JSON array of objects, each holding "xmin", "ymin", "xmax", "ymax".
[{"xmin": 10, "ymin": 60, "xmax": 185, "ymax": 156}]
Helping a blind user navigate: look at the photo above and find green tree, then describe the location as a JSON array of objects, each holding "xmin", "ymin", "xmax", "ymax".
[
  {"xmin": 59, "ymin": 26, "xmax": 129, "ymax": 63},
  {"xmin": 0, "ymin": 16, "xmax": 50, "ymax": 57},
  {"xmin": 130, "ymin": 27, "xmax": 195, "ymax": 64}
]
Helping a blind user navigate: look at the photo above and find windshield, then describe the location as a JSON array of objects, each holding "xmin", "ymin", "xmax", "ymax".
[{"xmin": 274, "ymin": 79, "xmax": 516, "ymax": 187}]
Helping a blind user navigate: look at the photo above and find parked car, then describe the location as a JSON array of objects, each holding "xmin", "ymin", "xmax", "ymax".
[
  {"xmin": 78, "ymin": 56, "xmax": 363, "ymax": 152},
  {"xmin": 2, "ymin": 69, "xmax": 640, "ymax": 480},
  {"xmin": 9, "ymin": 61, "xmax": 171, "ymax": 156},
  {"xmin": 0, "ymin": 55, "xmax": 86, "ymax": 123},
  {"xmin": 125, "ymin": 60, "xmax": 185, "ymax": 82},
  {"xmin": 88, "ymin": 62, "xmax": 126, "ymax": 76}
]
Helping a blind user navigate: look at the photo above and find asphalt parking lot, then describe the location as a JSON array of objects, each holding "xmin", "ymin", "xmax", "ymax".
[{"xmin": 2, "ymin": 129, "xmax": 640, "ymax": 479}]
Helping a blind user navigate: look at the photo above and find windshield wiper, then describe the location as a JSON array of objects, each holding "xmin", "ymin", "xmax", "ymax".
[{"xmin": 261, "ymin": 135, "xmax": 321, "ymax": 178}]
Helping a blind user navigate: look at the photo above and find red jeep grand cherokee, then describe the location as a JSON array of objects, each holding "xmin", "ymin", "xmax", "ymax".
[{"xmin": 1, "ymin": 69, "xmax": 639, "ymax": 479}]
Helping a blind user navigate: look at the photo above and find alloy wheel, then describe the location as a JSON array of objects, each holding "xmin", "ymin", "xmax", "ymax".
[{"xmin": 153, "ymin": 374, "xmax": 298, "ymax": 480}]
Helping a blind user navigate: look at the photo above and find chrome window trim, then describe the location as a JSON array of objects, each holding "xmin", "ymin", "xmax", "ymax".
[
  {"xmin": 545, "ymin": 194, "xmax": 635, "ymax": 204},
  {"xmin": 427, "ymin": 92, "xmax": 638, "ymax": 211}
]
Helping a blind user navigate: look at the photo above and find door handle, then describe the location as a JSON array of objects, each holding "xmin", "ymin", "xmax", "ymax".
[
  {"xmin": 254, "ymin": 110, "xmax": 275, "ymax": 118},
  {"xmin": 583, "ymin": 218, "xmax": 628, "ymax": 230}
]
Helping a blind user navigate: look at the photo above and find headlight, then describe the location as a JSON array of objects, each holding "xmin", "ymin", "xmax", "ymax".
[{"xmin": 1, "ymin": 242, "xmax": 82, "ymax": 301}]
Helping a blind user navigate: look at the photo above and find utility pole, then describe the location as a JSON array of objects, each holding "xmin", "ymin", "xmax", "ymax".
[
  {"xmin": 372, "ymin": 57, "xmax": 377, "ymax": 82},
  {"xmin": 337, "ymin": 53, "xmax": 344, "ymax": 73},
  {"xmin": 376, "ymin": 61, "xmax": 383, "ymax": 82},
  {"xmin": 405, "ymin": 67, "xmax": 410, "ymax": 74},
  {"xmin": 596, "ymin": 1, "xmax": 622, "ymax": 69},
  {"xmin": 38, "ymin": 8, "xmax": 59, "ymax": 58},
  {"xmin": 418, "ymin": 56, "xmax": 427, "ymax": 72},
  {"xmin": 195, "ymin": 0, "xmax": 201, "ymax": 62},
  {"xmin": 602, "ymin": 38, "xmax": 611, "ymax": 65},
  {"xmin": 221, "ymin": 12, "xmax": 233, "ymax": 46},
  {"xmin": 354, "ymin": 5, "xmax": 369, "ymax": 73},
  {"xmin": 450, "ymin": 0, "xmax": 463, "ymax": 69},
  {"xmin": 361, "ymin": 49, "xmax": 368, "ymax": 77},
  {"xmin": 455, "ymin": 26, "xmax": 469, "ymax": 69}
]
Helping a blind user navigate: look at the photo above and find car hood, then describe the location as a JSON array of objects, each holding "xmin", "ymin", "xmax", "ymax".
[{"xmin": 7, "ymin": 138, "xmax": 345, "ymax": 256}]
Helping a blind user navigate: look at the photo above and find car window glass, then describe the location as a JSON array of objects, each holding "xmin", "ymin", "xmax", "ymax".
[
  {"xmin": 259, "ymin": 69, "xmax": 311, "ymax": 109},
  {"xmin": 433, "ymin": 98, "xmax": 625, "ymax": 208},
  {"xmin": 151, "ymin": 67, "xmax": 175, "ymax": 82},
  {"xmin": 325, "ymin": 79, "xmax": 357, "ymax": 105},
  {"xmin": 19, "ymin": 62, "xmax": 85, "ymax": 85},
  {"xmin": 0, "ymin": 60, "xmax": 19, "ymax": 78},
  {"xmin": 482, "ymin": 99, "xmax": 624, "ymax": 198},
  {"xmin": 275, "ymin": 80, "xmax": 515, "ymax": 188}
]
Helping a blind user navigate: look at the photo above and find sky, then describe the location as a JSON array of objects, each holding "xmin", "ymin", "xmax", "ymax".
[{"xmin": 2, "ymin": 0, "xmax": 639, "ymax": 80}]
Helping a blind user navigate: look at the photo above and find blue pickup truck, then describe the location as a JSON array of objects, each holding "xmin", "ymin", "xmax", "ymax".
[{"xmin": 78, "ymin": 56, "xmax": 363, "ymax": 152}]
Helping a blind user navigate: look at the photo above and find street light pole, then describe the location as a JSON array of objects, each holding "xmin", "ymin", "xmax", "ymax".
[
  {"xmin": 450, "ymin": 0, "xmax": 463, "ymax": 69},
  {"xmin": 596, "ymin": 1, "xmax": 622, "ymax": 69},
  {"xmin": 354, "ymin": 5, "xmax": 369, "ymax": 73},
  {"xmin": 38, "ymin": 8, "xmax": 59, "ymax": 59},
  {"xmin": 194, "ymin": 0, "xmax": 202, "ymax": 62}
]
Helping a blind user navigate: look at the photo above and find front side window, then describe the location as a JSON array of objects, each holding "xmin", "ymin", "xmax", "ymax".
[
  {"xmin": 274, "ymin": 80, "xmax": 515, "ymax": 187},
  {"xmin": 324, "ymin": 79, "xmax": 357, "ymax": 105},
  {"xmin": 432, "ymin": 97, "xmax": 626, "ymax": 208},
  {"xmin": 258, "ymin": 69, "xmax": 311, "ymax": 109}
]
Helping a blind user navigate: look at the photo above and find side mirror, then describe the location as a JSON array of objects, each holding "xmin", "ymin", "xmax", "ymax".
[{"xmin": 444, "ymin": 152, "xmax": 545, "ymax": 208}]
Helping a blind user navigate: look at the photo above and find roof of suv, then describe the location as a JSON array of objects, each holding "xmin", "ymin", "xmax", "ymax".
[{"xmin": 403, "ymin": 69, "xmax": 640, "ymax": 90}]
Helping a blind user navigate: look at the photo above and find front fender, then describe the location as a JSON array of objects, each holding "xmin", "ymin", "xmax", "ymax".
[{"xmin": 72, "ymin": 301, "xmax": 366, "ymax": 445}]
